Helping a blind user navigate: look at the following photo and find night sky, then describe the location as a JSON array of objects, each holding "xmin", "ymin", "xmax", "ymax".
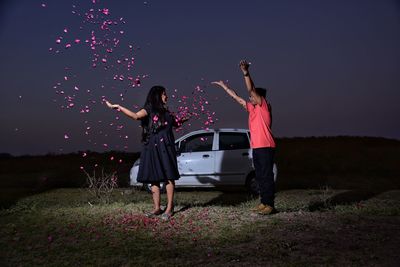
[{"xmin": 0, "ymin": 0, "xmax": 399, "ymax": 156}]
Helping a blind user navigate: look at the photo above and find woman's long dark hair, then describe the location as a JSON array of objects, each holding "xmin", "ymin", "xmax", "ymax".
[{"xmin": 141, "ymin": 86, "xmax": 167, "ymax": 142}]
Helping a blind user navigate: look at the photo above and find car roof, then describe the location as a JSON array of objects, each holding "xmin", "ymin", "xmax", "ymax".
[
  {"xmin": 215, "ymin": 128, "xmax": 249, "ymax": 132},
  {"xmin": 176, "ymin": 128, "xmax": 249, "ymax": 141}
]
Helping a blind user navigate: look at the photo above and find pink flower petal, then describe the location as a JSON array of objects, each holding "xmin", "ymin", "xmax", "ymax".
[{"xmin": 102, "ymin": 8, "xmax": 109, "ymax": 15}]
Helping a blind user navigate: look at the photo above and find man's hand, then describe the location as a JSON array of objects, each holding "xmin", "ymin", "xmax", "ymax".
[
  {"xmin": 211, "ymin": 80, "xmax": 228, "ymax": 89},
  {"xmin": 211, "ymin": 81, "xmax": 247, "ymax": 110},
  {"xmin": 105, "ymin": 101, "xmax": 119, "ymax": 109},
  {"xmin": 239, "ymin": 60, "xmax": 250, "ymax": 75}
]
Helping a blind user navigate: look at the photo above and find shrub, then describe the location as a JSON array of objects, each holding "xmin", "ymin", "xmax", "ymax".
[{"xmin": 83, "ymin": 168, "xmax": 118, "ymax": 204}]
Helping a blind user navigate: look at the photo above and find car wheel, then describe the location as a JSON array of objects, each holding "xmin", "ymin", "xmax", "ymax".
[
  {"xmin": 246, "ymin": 163, "xmax": 278, "ymax": 196},
  {"xmin": 144, "ymin": 183, "xmax": 166, "ymax": 193},
  {"xmin": 246, "ymin": 172, "xmax": 259, "ymax": 196}
]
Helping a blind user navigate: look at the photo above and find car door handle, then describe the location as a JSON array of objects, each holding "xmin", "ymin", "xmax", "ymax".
[
  {"xmin": 242, "ymin": 152, "xmax": 249, "ymax": 156},
  {"xmin": 202, "ymin": 154, "xmax": 210, "ymax": 158}
]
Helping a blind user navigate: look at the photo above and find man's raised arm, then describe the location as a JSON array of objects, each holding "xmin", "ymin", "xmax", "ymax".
[
  {"xmin": 211, "ymin": 81, "xmax": 247, "ymax": 110},
  {"xmin": 240, "ymin": 60, "xmax": 262, "ymax": 105}
]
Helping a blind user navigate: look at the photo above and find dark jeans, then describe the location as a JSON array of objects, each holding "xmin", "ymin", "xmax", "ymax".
[{"xmin": 253, "ymin": 147, "xmax": 275, "ymax": 207}]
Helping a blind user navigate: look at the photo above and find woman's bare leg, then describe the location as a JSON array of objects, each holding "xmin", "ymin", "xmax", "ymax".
[
  {"xmin": 151, "ymin": 183, "xmax": 161, "ymax": 213},
  {"xmin": 165, "ymin": 180, "xmax": 175, "ymax": 214}
]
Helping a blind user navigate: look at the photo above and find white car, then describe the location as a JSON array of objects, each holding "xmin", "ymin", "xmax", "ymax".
[{"xmin": 130, "ymin": 128, "xmax": 277, "ymax": 195}]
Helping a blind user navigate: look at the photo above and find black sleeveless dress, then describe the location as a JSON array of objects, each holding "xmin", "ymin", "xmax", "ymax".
[{"xmin": 137, "ymin": 106, "xmax": 180, "ymax": 183}]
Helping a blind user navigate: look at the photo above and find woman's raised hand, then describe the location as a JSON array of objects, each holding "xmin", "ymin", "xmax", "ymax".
[{"xmin": 105, "ymin": 101, "xmax": 119, "ymax": 109}]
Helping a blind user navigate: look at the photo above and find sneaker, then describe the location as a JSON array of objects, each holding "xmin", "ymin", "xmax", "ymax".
[
  {"xmin": 251, "ymin": 203, "xmax": 267, "ymax": 212},
  {"xmin": 257, "ymin": 205, "xmax": 274, "ymax": 215}
]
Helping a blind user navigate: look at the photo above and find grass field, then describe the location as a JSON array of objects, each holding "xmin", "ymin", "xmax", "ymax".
[
  {"xmin": 1, "ymin": 137, "xmax": 399, "ymax": 266},
  {"xmin": 0, "ymin": 188, "xmax": 399, "ymax": 266}
]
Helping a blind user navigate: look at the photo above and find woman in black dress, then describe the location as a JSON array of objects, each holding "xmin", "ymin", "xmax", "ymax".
[{"xmin": 106, "ymin": 86, "xmax": 183, "ymax": 219}]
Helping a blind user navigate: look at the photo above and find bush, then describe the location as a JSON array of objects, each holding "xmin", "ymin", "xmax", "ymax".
[{"xmin": 84, "ymin": 168, "xmax": 118, "ymax": 204}]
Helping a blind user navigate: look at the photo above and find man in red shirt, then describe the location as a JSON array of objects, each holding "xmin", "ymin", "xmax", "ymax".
[{"xmin": 212, "ymin": 60, "xmax": 276, "ymax": 215}]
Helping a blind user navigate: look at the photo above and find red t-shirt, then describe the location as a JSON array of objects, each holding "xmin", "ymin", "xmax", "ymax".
[{"xmin": 246, "ymin": 98, "xmax": 276, "ymax": 148}]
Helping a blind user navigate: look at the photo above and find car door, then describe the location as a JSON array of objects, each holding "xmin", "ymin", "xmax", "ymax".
[
  {"xmin": 176, "ymin": 132, "xmax": 216, "ymax": 186},
  {"xmin": 214, "ymin": 131, "xmax": 252, "ymax": 185}
]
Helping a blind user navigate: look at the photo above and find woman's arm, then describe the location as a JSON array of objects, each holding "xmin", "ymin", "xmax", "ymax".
[
  {"xmin": 105, "ymin": 101, "xmax": 147, "ymax": 120},
  {"xmin": 211, "ymin": 81, "xmax": 247, "ymax": 110}
]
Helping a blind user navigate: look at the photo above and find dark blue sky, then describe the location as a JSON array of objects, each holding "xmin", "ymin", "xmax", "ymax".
[{"xmin": 1, "ymin": 0, "xmax": 399, "ymax": 155}]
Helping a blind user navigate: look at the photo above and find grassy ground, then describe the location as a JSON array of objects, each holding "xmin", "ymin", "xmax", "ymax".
[
  {"xmin": 1, "ymin": 188, "xmax": 399, "ymax": 266},
  {"xmin": 1, "ymin": 137, "xmax": 399, "ymax": 265}
]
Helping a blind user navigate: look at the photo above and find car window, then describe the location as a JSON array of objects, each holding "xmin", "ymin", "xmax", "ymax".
[
  {"xmin": 179, "ymin": 133, "xmax": 213, "ymax": 153},
  {"xmin": 219, "ymin": 132, "xmax": 250, "ymax": 150}
]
